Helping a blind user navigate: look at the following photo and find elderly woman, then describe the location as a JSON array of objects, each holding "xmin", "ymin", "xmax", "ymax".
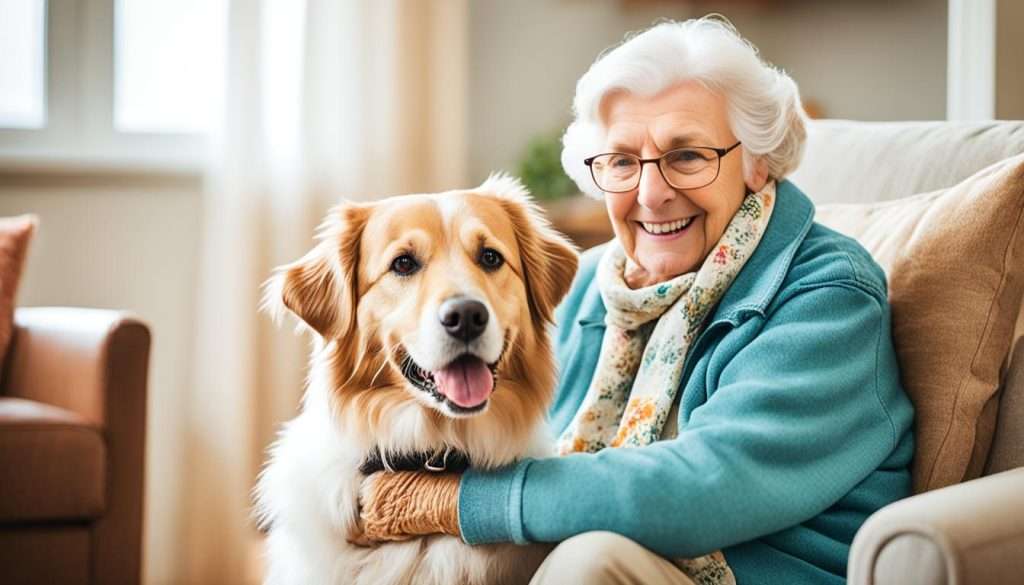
[{"xmin": 356, "ymin": 17, "xmax": 914, "ymax": 585}]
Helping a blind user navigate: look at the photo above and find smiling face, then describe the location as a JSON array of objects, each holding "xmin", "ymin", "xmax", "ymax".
[
  {"xmin": 268, "ymin": 180, "xmax": 578, "ymax": 430},
  {"xmin": 600, "ymin": 81, "xmax": 766, "ymax": 287},
  {"xmin": 356, "ymin": 193, "xmax": 534, "ymax": 417}
]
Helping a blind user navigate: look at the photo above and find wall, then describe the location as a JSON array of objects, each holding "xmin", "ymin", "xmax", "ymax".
[
  {"xmin": 468, "ymin": 0, "xmax": 949, "ymax": 183},
  {"xmin": 997, "ymin": 0, "xmax": 1024, "ymax": 119},
  {"xmin": 0, "ymin": 170, "xmax": 202, "ymax": 585}
]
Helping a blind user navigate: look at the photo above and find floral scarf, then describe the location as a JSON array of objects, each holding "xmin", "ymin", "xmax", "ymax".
[{"xmin": 555, "ymin": 181, "xmax": 776, "ymax": 585}]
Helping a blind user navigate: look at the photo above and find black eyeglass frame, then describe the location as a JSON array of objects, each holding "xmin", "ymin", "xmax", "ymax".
[{"xmin": 583, "ymin": 141, "xmax": 743, "ymax": 193}]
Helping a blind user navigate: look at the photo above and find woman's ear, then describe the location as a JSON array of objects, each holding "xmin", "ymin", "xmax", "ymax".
[
  {"xmin": 262, "ymin": 202, "xmax": 370, "ymax": 339},
  {"xmin": 500, "ymin": 198, "xmax": 580, "ymax": 326},
  {"xmin": 744, "ymin": 155, "xmax": 770, "ymax": 193}
]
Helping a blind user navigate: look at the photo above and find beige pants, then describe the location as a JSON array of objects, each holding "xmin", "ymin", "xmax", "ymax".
[{"xmin": 529, "ymin": 531, "xmax": 697, "ymax": 585}]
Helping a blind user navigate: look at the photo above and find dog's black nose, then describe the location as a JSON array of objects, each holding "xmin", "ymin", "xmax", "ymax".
[{"xmin": 439, "ymin": 298, "xmax": 489, "ymax": 342}]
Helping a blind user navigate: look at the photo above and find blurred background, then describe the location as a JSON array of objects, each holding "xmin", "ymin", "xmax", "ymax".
[{"xmin": 0, "ymin": 0, "xmax": 1020, "ymax": 583}]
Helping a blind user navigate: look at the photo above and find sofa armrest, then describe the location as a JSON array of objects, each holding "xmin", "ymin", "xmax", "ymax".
[
  {"xmin": 849, "ymin": 468, "xmax": 1024, "ymax": 585},
  {"xmin": 1, "ymin": 306, "xmax": 150, "ymax": 585},
  {"xmin": 2, "ymin": 307, "xmax": 149, "ymax": 426}
]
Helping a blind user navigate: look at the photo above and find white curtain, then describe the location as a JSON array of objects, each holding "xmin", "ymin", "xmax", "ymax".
[{"xmin": 171, "ymin": 1, "xmax": 468, "ymax": 583}]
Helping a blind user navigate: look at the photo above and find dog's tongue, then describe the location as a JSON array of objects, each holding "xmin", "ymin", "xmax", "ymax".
[{"xmin": 433, "ymin": 355, "xmax": 493, "ymax": 408}]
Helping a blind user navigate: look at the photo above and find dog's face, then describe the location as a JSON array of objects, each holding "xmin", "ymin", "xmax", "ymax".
[{"xmin": 266, "ymin": 176, "xmax": 578, "ymax": 423}]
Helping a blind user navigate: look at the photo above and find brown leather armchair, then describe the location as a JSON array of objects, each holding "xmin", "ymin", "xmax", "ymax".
[{"xmin": 0, "ymin": 307, "xmax": 150, "ymax": 585}]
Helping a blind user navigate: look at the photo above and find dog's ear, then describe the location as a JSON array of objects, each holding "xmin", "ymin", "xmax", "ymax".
[
  {"xmin": 262, "ymin": 202, "xmax": 370, "ymax": 338},
  {"xmin": 499, "ymin": 198, "xmax": 579, "ymax": 326}
]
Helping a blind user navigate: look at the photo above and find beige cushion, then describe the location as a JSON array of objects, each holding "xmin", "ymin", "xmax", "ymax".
[
  {"xmin": 814, "ymin": 154, "xmax": 1024, "ymax": 493},
  {"xmin": 987, "ymin": 341, "xmax": 1024, "ymax": 474},
  {"xmin": 792, "ymin": 119, "xmax": 1024, "ymax": 205}
]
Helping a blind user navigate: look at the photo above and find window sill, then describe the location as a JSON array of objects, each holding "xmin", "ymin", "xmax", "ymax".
[{"xmin": 0, "ymin": 152, "xmax": 205, "ymax": 189}]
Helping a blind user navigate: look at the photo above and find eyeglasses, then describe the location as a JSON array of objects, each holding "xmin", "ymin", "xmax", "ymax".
[{"xmin": 584, "ymin": 141, "xmax": 742, "ymax": 193}]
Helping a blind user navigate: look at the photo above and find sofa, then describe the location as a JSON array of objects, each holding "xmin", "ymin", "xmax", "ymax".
[
  {"xmin": 0, "ymin": 308, "xmax": 150, "ymax": 585},
  {"xmin": 790, "ymin": 119, "xmax": 1024, "ymax": 584}
]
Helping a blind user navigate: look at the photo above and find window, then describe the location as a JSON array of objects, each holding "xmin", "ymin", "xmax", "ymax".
[
  {"xmin": 0, "ymin": 0, "xmax": 46, "ymax": 129},
  {"xmin": 114, "ymin": 0, "xmax": 225, "ymax": 134},
  {"xmin": 0, "ymin": 0, "xmax": 226, "ymax": 170}
]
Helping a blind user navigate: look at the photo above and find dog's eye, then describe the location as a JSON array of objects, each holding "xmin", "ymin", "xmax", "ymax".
[
  {"xmin": 390, "ymin": 254, "xmax": 420, "ymax": 276},
  {"xmin": 479, "ymin": 248, "xmax": 504, "ymax": 271}
]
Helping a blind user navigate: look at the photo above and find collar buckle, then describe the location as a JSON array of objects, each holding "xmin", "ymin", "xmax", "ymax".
[{"xmin": 423, "ymin": 445, "xmax": 452, "ymax": 472}]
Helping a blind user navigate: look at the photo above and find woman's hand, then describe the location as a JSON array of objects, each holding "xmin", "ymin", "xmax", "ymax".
[{"xmin": 348, "ymin": 471, "xmax": 462, "ymax": 546}]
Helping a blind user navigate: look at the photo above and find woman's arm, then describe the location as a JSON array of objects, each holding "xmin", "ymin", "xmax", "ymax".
[{"xmin": 459, "ymin": 282, "xmax": 914, "ymax": 558}]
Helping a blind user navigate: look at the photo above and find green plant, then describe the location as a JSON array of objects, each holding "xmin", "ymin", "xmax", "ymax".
[{"xmin": 516, "ymin": 130, "xmax": 577, "ymax": 201}]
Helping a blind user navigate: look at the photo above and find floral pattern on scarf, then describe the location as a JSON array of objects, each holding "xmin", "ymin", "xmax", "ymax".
[{"xmin": 555, "ymin": 182, "xmax": 777, "ymax": 585}]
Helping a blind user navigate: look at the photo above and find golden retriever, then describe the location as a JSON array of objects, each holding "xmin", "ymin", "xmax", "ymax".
[{"xmin": 256, "ymin": 174, "xmax": 578, "ymax": 584}]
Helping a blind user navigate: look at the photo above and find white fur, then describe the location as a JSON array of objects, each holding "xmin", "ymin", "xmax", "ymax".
[{"xmin": 255, "ymin": 344, "xmax": 553, "ymax": 585}]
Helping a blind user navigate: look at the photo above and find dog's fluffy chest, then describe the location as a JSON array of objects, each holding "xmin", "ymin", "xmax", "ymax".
[{"xmin": 255, "ymin": 397, "xmax": 551, "ymax": 585}]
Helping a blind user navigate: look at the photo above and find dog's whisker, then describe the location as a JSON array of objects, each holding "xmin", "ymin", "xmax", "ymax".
[
  {"xmin": 350, "ymin": 335, "xmax": 374, "ymax": 379},
  {"xmin": 369, "ymin": 345, "xmax": 394, "ymax": 385},
  {"xmin": 495, "ymin": 331, "xmax": 522, "ymax": 376},
  {"xmin": 368, "ymin": 341, "xmax": 403, "ymax": 387},
  {"xmin": 338, "ymin": 336, "xmax": 403, "ymax": 389},
  {"xmin": 340, "ymin": 335, "xmax": 371, "ymax": 388}
]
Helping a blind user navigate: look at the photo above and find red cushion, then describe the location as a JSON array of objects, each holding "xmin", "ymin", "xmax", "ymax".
[{"xmin": 0, "ymin": 215, "xmax": 36, "ymax": 375}]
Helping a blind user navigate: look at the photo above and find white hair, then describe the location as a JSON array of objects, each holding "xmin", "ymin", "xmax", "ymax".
[{"xmin": 561, "ymin": 16, "xmax": 807, "ymax": 199}]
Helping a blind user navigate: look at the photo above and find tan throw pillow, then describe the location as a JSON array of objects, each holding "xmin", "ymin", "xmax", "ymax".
[
  {"xmin": 0, "ymin": 215, "xmax": 37, "ymax": 369},
  {"xmin": 814, "ymin": 154, "xmax": 1024, "ymax": 493}
]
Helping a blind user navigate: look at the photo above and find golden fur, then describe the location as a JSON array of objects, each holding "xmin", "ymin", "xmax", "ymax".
[{"xmin": 257, "ymin": 174, "xmax": 578, "ymax": 584}]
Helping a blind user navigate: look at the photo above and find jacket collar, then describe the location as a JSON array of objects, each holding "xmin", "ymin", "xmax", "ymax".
[{"xmin": 578, "ymin": 180, "xmax": 816, "ymax": 328}]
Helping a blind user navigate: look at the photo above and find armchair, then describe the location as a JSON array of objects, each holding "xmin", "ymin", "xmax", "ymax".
[
  {"xmin": 791, "ymin": 119, "xmax": 1024, "ymax": 584},
  {"xmin": 0, "ymin": 307, "xmax": 150, "ymax": 585}
]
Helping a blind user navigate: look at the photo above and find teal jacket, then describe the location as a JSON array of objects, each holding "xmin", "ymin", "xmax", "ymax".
[{"xmin": 458, "ymin": 181, "xmax": 915, "ymax": 584}]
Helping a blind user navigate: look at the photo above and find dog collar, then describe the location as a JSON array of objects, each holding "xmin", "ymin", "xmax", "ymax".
[{"xmin": 358, "ymin": 445, "xmax": 471, "ymax": 475}]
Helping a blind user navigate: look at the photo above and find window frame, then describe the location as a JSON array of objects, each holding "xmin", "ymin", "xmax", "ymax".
[{"xmin": 0, "ymin": 0, "xmax": 209, "ymax": 173}]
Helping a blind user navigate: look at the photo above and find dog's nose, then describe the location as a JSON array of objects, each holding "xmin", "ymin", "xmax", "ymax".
[{"xmin": 439, "ymin": 298, "xmax": 489, "ymax": 342}]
